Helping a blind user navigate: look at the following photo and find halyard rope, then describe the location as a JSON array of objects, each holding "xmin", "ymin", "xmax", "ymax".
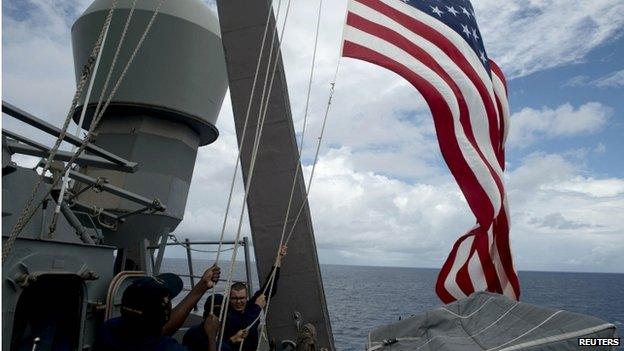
[{"xmin": 256, "ymin": 58, "xmax": 342, "ymax": 338}]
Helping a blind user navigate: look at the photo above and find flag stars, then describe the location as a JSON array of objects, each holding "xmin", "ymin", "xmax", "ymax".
[
  {"xmin": 446, "ymin": 6, "xmax": 459, "ymax": 16},
  {"xmin": 479, "ymin": 50, "xmax": 487, "ymax": 63},
  {"xmin": 461, "ymin": 24, "xmax": 471, "ymax": 37},
  {"xmin": 430, "ymin": 5, "xmax": 444, "ymax": 17},
  {"xmin": 461, "ymin": 6, "xmax": 471, "ymax": 18},
  {"xmin": 472, "ymin": 28, "xmax": 479, "ymax": 41}
]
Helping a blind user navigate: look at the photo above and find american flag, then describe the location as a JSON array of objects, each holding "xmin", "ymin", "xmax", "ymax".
[{"xmin": 341, "ymin": 0, "xmax": 520, "ymax": 303}]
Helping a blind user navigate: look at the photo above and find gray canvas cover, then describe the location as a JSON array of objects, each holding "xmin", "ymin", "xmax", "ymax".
[{"xmin": 368, "ymin": 292, "xmax": 618, "ymax": 350}]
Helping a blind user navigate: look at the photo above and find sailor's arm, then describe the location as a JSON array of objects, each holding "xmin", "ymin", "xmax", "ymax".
[{"xmin": 162, "ymin": 265, "xmax": 221, "ymax": 336}]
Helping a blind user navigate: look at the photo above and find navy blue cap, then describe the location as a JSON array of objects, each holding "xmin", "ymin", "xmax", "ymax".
[{"xmin": 121, "ymin": 273, "xmax": 183, "ymax": 323}]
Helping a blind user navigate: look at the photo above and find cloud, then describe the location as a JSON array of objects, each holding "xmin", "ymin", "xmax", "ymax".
[
  {"xmin": 474, "ymin": 0, "xmax": 624, "ymax": 78},
  {"xmin": 528, "ymin": 213, "xmax": 599, "ymax": 230},
  {"xmin": 507, "ymin": 102, "xmax": 612, "ymax": 148},
  {"xmin": 563, "ymin": 75, "xmax": 591, "ymax": 87},
  {"xmin": 563, "ymin": 70, "xmax": 624, "ymax": 88},
  {"xmin": 593, "ymin": 69, "xmax": 624, "ymax": 88},
  {"xmin": 506, "ymin": 152, "xmax": 624, "ymax": 272}
]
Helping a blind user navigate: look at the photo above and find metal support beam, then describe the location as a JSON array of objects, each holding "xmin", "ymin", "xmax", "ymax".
[
  {"xmin": 67, "ymin": 171, "xmax": 165, "ymax": 211},
  {"xmin": 153, "ymin": 229, "xmax": 169, "ymax": 275},
  {"xmin": 184, "ymin": 238, "xmax": 197, "ymax": 311},
  {"xmin": 3, "ymin": 136, "xmax": 137, "ymax": 173},
  {"xmin": 60, "ymin": 202, "xmax": 95, "ymax": 245},
  {"xmin": 70, "ymin": 200, "xmax": 121, "ymax": 223},
  {"xmin": 2, "ymin": 101, "xmax": 137, "ymax": 169},
  {"xmin": 243, "ymin": 236, "xmax": 253, "ymax": 296}
]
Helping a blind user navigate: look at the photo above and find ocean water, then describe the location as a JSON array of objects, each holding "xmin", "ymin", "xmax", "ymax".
[{"xmin": 161, "ymin": 259, "xmax": 624, "ymax": 350}]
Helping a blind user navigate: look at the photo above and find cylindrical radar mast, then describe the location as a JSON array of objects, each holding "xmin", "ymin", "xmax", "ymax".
[{"xmin": 71, "ymin": 0, "xmax": 228, "ymax": 269}]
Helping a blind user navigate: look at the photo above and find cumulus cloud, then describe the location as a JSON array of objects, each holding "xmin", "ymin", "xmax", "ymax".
[
  {"xmin": 505, "ymin": 152, "xmax": 624, "ymax": 272},
  {"xmin": 474, "ymin": 0, "xmax": 624, "ymax": 78},
  {"xmin": 507, "ymin": 102, "xmax": 612, "ymax": 148}
]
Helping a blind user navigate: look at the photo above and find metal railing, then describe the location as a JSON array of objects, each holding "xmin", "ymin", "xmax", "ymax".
[{"xmin": 147, "ymin": 237, "xmax": 254, "ymax": 300}]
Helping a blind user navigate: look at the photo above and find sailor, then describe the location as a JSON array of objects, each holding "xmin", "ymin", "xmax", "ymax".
[
  {"xmin": 94, "ymin": 266, "xmax": 221, "ymax": 351},
  {"xmin": 183, "ymin": 245, "xmax": 287, "ymax": 351},
  {"xmin": 223, "ymin": 245, "xmax": 287, "ymax": 351},
  {"xmin": 183, "ymin": 294, "xmax": 247, "ymax": 351}
]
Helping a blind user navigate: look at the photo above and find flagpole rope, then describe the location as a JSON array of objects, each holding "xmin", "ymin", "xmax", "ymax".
[
  {"xmin": 214, "ymin": 0, "xmax": 286, "ymax": 326},
  {"xmin": 248, "ymin": 57, "xmax": 341, "ymax": 350},
  {"xmin": 249, "ymin": 0, "xmax": 328, "ymax": 347}
]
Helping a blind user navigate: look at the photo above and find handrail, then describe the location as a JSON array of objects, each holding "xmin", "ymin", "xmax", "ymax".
[{"xmin": 150, "ymin": 236, "xmax": 255, "ymax": 297}]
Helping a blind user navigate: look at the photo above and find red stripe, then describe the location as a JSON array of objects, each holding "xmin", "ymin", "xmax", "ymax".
[
  {"xmin": 342, "ymin": 41, "xmax": 497, "ymax": 232},
  {"xmin": 435, "ymin": 231, "xmax": 474, "ymax": 303},
  {"xmin": 489, "ymin": 60, "xmax": 508, "ymax": 96},
  {"xmin": 455, "ymin": 238, "xmax": 476, "ymax": 296},
  {"xmin": 341, "ymin": 43, "xmax": 499, "ymax": 298},
  {"xmin": 493, "ymin": 206, "xmax": 520, "ymax": 299},
  {"xmin": 346, "ymin": 13, "xmax": 504, "ymax": 227},
  {"xmin": 494, "ymin": 94, "xmax": 505, "ymax": 169},
  {"xmin": 474, "ymin": 227, "xmax": 503, "ymax": 293},
  {"xmin": 353, "ymin": 0, "xmax": 501, "ymax": 165}
]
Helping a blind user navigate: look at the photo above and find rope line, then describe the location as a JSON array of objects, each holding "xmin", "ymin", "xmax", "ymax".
[
  {"xmin": 254, "ymin": 58, "xmax": 342, "ymax": 331},
  {"xmin": 209, "ymin": 0, "xmax": 284, "ymax": 315},
  {"xmin": 250, "ymin": 1, "xmax": 326, "ymax": 347},
  {"xmin": 217, "ymin": 1, "xmax": 295, "ymax": 349},
  {"xmin": 2, "ymin": 0, "xmax": 119, "ymax": 263},
  {"xmin": 50, "ymin": 0, "xmax": 139, "ymax": 237}
]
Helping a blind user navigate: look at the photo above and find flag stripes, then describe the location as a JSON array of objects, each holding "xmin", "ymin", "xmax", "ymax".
[{"xmin": 342, "ymin": 0, "xmax": 520, "ymax": 302}]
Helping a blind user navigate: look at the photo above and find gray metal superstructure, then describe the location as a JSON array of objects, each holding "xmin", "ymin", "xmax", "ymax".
[{"xmin": 3, "ymin": 0, "xmax": 230, "ymax": 349}]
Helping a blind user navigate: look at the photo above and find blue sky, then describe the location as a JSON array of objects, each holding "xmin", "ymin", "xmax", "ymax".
[{"xmin": 2, "ymin": 0, "xmax": 624, "ymax": 273}]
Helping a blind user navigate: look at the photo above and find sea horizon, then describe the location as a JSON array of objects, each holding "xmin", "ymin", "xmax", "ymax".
[{"xmin": 162, "ymin": 256, "xmax": 624, "ymax": 275}]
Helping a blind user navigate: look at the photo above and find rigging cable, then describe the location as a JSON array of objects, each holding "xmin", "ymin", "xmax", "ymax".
[
  {"xmin": 252, "ymin": 58, "xmax": 340, "ymax": 350},
  {"xmin": 50, "ymin": 0, "xmax": 140, "ymax": 236},
  {"xmin": 216, "ymin": 1, "xmax": 296, "ymax": 350},
  {"xmin": 246, "ymin": 0, "xmax": 327, "ymax": 347}
]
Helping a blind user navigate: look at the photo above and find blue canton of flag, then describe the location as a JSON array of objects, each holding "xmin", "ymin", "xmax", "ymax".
[{"xmin": 401, "ymin": 0, "xmax": 490, "ymax": 73}]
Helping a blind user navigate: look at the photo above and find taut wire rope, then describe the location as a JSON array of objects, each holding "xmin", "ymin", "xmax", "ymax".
[
  {"xmin": 216, "ymin": 1, "xmax": 295, "ymax": 350},
  {"xmin": 54, "ymin": 5, "xmax": 114, "ymax": 218}
]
